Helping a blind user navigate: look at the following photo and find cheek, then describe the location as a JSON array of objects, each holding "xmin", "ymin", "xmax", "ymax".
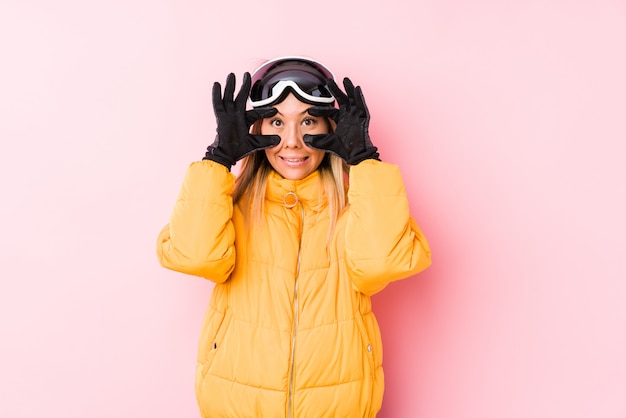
[{"xmin": 312, "ymin": 149, "xmax": 326, "ymax": 164}]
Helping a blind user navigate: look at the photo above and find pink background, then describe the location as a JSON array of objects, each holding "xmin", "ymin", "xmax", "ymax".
[{"xmin": 1, "ymin": 0, "xmax": 625, "ymax": 417}]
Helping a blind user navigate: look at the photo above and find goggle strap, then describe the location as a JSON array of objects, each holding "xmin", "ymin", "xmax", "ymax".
[{"xmin": 250, "ymin": 80, "xmax": 335, "ymax": 107}]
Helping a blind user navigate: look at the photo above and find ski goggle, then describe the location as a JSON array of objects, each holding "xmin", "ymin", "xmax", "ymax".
[{"xmin": 249, "ymin": 56, "xmax": 335, "ymax": 108}]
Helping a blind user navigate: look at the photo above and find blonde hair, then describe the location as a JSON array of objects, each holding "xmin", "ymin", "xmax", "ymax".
[{"xmin": 232, "ymin": 120, "xmax": 348, "ymax": 237}]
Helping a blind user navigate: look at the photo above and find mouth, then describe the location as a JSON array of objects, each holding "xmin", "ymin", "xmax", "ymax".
[
  {"xmin": 280, "ymin": 156, "xmax": 309, "ymax": 163},
  {"xmin": 278, "ymin": 156, "xmax": 310, "ymax": 168}
]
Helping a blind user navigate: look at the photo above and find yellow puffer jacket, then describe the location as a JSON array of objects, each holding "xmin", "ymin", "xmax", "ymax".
[{"xmin": 157, "ymin": 159, "xmax": 431, "ymax": 417}]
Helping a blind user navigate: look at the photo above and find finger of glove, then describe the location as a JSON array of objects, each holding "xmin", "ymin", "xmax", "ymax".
[
  {"xmin": 245, "ymin": 107, "xmax": 278, "ymax": 126},
  {"xmin": 342, "ymin": 78, "xmax": 357, "ymax": 101},
  {"xmin": 354, "ymin": 86, "xmax": 370, "ymax": 120},
  {"xmin": 326, "ymin": 78, "xmax": 349, "ymax": 108},
  {"xmin": 212, "ymin": 81, "xmax": 225, "ymax": 115},
  {"xmin": 235, "ymin": 72, "xmax": 251, "ymax": 111},
  {"xmin": 303, "ymin": 133, "xmax": 349, "ymax": 159},
  {"xmin": 306, "ymin": 106, "xmax": 339, "ymax": 120},
  {"xmin": 243, "ymin": 134, "xmax": 281, "ymax": 155},
  {"xmin": 223, "ymin": 73, "xmax": 236, "ymax": 112}
]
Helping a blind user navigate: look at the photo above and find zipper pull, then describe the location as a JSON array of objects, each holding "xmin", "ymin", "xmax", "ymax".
[{"xmin": 283, "ymin": 191, "xmax": 298, "ymax": 208}]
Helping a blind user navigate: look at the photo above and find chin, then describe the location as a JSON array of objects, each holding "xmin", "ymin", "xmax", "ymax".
[{"xmin": 278, "ymin": 169, "xmax": 312, "ymax": 180}]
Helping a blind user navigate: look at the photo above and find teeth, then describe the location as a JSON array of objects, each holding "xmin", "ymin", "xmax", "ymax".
[{"xmin": 284, "ymin": 158, "xmax": 305, "ymax": 162}]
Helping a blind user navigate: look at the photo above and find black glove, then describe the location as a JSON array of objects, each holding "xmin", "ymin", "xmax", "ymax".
[
  {"xmin": 304, "ymin": 77, "xmax": 380, "ymax": 165},
  {"xmin": 203, "ymin": 72, "xmax": 280, "ymax": 169}
]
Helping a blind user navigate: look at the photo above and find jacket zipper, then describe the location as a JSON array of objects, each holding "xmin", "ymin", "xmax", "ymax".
[{"xmin": 287, "ymin": 200, "xmax": 304, "ymax": 418}]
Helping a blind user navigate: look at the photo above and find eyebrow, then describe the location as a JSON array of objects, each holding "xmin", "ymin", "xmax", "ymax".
[{"xmin": 274, "ymin": 109, "xmax": 315, "ymax": 117}]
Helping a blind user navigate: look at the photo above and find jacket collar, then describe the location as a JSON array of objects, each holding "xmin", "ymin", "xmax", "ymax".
[{"xmin": 266, "ymin": 170, "xmax": 327, "ymax": 211}]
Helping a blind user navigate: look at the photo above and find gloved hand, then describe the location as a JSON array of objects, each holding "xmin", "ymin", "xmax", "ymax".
[
  {"xmin": 203, "ymin": 72, "xmax": 280, "ymax": 169},
  {"xmin": 304, "ymin": 77, "xmax": 380, "ymax": 165}
]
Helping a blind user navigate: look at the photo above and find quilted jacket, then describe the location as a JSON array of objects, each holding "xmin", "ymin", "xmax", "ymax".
[{"xmin": 157, "ymin": 159, "xmax": 431, "ymax": 417}]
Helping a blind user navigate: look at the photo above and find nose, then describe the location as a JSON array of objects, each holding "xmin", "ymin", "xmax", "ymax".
[{"xmin": 282, "ymin": 124, "xmax": 304, "ymax": 148}]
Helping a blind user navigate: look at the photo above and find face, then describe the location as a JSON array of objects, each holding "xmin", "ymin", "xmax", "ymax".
[{"xmin": 262, "ymin": 93, "xmax": 328, "ymax": 180}]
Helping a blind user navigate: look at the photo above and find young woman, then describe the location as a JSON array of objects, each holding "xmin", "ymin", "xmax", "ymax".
[{"xmin": 157, "ymin": 56, "xmax": 432, "ymax": 417}]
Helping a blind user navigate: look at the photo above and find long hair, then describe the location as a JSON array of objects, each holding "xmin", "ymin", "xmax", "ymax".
[{"xmin": 232, "ymin": 119, "xmax": 348, "ymax": 238}]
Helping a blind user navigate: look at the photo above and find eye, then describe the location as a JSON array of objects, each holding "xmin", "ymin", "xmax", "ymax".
[
  {"xmin": 269, "ymin": 118, "xmax": 283, "ymax": 128},
  {"xmin": 302, "ymin": 117, "xmax": 318, "ymax": 127}
]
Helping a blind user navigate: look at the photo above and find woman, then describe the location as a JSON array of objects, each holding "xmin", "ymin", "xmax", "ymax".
[{"xmin": 157, "ymin": 56, "xmax": 431, "ymax": 417}]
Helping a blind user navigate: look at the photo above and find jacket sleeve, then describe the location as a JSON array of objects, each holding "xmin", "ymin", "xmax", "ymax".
[
  {"xmin": 345, "ymin": 159, "xmax": 432, "ymax": 295},
  {"xmin": 156, "ymin": 160, "xmax": 236, "ymax": 283}
]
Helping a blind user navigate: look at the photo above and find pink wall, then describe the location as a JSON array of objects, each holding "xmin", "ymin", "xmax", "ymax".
[{"xmin": 1, "ymin": 0, "xmax": 625, "ymax": 417}]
